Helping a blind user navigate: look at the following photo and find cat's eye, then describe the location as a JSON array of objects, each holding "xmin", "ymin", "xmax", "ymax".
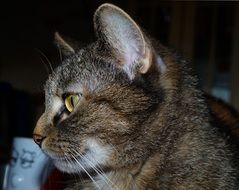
[{"xmin": 64, "ymin": 94, "xmax": 80, "ymax": 113}]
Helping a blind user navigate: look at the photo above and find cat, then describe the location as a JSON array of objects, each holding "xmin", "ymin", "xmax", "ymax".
[{"xmin": 33, "ymin": 3, "xmax": 239, "ymax": 190}]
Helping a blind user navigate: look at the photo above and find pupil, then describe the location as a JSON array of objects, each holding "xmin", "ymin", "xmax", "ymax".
[{"xmin": 70, "ymin": 97, "xmax": 74, "ymax": 107}]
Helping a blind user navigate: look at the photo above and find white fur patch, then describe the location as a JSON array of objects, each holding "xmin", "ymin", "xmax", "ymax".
[
  {"xmin": 53, "ymin": 138, "xmax": 112, "ymax": 175},
  {"xmin": 83, "ymin": 139, "xmax": 111, "ymax": 168}
]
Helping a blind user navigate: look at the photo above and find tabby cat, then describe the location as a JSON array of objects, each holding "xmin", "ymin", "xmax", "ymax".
[{"xmin": 33, "ymin": 3, "xmax": 239, "ymax": 190}]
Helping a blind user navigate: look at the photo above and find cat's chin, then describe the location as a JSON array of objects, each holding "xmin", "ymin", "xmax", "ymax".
[
  {"xmin": 52, "ymin": 156, "xmax": 101, "ymax": 174},
  {"xmin": 48, "ymin": 139, "xmax": 112, "ymax": 174},
  {"xmin": 50, "ymin": 153, "xmax": 96, "ymax": 173},
  {"xmin": 52, "ymin": 157, "xmax": 84, "ymax": 173}
]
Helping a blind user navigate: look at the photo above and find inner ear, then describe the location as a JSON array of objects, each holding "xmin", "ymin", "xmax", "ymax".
[{"xmin": 94, "ymin": 3, "xmax": 154, "ymax": 79}]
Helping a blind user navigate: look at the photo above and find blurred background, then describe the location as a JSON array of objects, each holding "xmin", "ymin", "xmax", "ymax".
[{"xmin": 0, "ymin": 0, "xmax": 239, "ymax": 167}]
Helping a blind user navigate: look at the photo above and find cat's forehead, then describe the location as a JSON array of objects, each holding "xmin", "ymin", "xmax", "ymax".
[{"xmin": 44, "ymin": 48, "xmax": 122, "ymax": 97}]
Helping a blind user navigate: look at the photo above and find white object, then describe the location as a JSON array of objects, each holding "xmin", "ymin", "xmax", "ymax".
[{"xmin": 3, "ymin": 137, "xmax": 51, "ymax": 190}]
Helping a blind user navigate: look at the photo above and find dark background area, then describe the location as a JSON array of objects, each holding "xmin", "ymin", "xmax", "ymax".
[{"xmin": 0, "ymin": 0, "xmax": 239, "ymax": 162}]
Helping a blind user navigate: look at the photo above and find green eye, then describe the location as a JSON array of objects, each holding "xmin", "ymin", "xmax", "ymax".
[{"xmin": 64, "ymin": 94, "xmax": 80, "ymax": 113}]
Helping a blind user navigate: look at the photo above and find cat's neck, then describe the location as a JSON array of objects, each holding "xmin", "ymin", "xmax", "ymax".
[{"xmin": 77, "ymin": 153, "xmax": 161, "ymax": 190}]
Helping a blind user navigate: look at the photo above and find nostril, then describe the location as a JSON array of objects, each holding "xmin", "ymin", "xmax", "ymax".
[{"xmin": 33, "ymin": 134, "xmax": 46, "ymax": 147}]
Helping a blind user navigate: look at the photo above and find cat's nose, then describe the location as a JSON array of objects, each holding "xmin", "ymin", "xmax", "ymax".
[{"xmin": 33, "ymin": 134, "xmax": 46, "ymax": 147}]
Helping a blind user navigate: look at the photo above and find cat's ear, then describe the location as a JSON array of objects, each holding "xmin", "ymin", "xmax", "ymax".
[
  {"xmin": 54, "ymin": 32, "xmax": 75, "ymax": 57},
  {"xmin": 94, "ymin": 3, "xmax": 165, "ymax": 79}
]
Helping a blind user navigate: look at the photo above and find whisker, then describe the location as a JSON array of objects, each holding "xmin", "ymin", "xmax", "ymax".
[
  {"xmin": 62, "ymin": 151, "xmax": 80, "ymax": 184},
  {"xmin": 38, "ymin": 54, "xmax": 50, "ymax": 75},
  {"xmin": 64, "ymin": 142, "xmax": 116, "ymax": 189},
  {"xmin": 35, "ymin": 48, "xmax": 54, "ymax": 73},
  {"xmin": 84, "ymin": 153, "xmax": 114, "ymax": 190},
  {"xmin": 64, "ymin": 146, "xmax": 89, "ymax": 186},
  {"xmin": 71, "ymin": 149, "xmax": 115, "ymax": 190},
  {"xmin": 67, "ymin": 151, "xmax": 101, "ymax": 189}
]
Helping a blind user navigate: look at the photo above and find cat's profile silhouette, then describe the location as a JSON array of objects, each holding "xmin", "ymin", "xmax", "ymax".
[{"xmin": 33, "ymin": 3, "xmax": 239, "ymax": 190}]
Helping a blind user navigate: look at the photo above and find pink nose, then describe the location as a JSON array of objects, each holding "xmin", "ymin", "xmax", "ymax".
[{"xmin": 33, "ymin": 134, "xmax": 46, "ymax": 147}]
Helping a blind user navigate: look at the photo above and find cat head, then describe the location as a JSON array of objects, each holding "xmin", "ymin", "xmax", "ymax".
[{"xmin": 33, "ymin": 3, "xmax": 177, "ymax": 174}]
